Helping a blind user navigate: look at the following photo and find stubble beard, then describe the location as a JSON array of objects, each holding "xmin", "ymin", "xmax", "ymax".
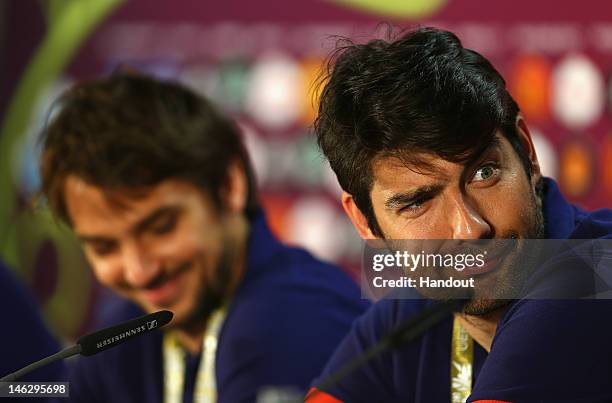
[
  {"xmin": 460, "ymin": 179, "xmax": 546, "ymax": 316},
  {"xmin": 173, "ymin": 237, "xmax": 236, "ymax": 334}
]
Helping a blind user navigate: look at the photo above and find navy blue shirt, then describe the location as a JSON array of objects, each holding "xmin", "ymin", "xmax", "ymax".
[
  {"xmin": 67, "ymin": 211, "xmax": 370, "ymax": 403},
  {"xmin": 0, "ymin": 261, "xmax": 66, "ymax": 401},
  {"xmin": 312, "ymin": 178, "xmax": 612, "ymax": 403}
]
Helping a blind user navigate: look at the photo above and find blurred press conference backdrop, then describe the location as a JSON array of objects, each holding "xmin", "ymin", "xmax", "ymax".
[{"xmin": 1, "ymin": 0, "xmax": 612, "ymax": 341}]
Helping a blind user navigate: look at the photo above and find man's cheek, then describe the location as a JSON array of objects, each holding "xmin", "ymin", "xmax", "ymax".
[
  {"xmin": 152, "ymin": 235, "xmax": 201, "ymax": 262},
  {"xmin": 90, "ymin": 261, "xmax": 124, "ymax": 290}
]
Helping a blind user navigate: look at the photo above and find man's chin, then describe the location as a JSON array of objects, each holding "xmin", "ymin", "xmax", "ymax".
[
  {"xmin": 461, "ymin": 298, "xmax": 512, "ymax": 316},
  {"xmin": 165, "ymin": 298, "xmax": 223, "ymax": 332}
]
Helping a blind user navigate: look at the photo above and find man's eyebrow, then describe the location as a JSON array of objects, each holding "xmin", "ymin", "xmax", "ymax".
[
  {"xmin": 468, "ymin": 136, "xmax": 502, "ymax": 164},
  {"xmin": 384, "ymin": 184, "xmax": 445, "ymax": 209},
  {"xmin": 459, "ymin": 136, "xmax": 504, "ymax": 182},
  {"xmin": 77, "ymin": 235, "xmax": 114, "ymax": 244}
]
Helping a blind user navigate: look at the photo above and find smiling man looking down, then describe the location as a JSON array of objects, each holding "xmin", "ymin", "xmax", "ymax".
[
  {"xmin": 38, "ymin": 73, "xmax": 369, "ymax": 403},
  {"xmin": 307, "ymin": 27, "xmax": 612, "ymax": 403}
]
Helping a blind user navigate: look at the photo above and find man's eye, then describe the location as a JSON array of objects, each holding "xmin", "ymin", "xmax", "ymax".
[
  {"xmin": 90, "ymin": 241, "xmax": 116, "ymax": 256},
  {"xmin": 472, "ymin": 165, "xmax": 499, "ymax": 182},
  {"xmin": 151, "ymin": 215, "xmax": 177, "ymax": 234},
  {"xmin": 401, "ymin": 198, "xmax": 427, "ymax": 214}
]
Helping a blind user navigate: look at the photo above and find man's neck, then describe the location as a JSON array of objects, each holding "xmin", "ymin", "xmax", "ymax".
[
  {"xmin": 174, "ymin": 326, "xmax": 206, "ymax": 356},
  {"xmin": 454, "ymin": 307, "xmax": 507, "ymax": 352}
]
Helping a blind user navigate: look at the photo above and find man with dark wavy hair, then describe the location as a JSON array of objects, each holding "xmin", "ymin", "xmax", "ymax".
[
  {"xmin": 307, "ymin": 27, "xmax": 612, "ymax": 402},
  {"xmin": 39, "ymin": 73, "xmax": 369, "ymax": 403}
]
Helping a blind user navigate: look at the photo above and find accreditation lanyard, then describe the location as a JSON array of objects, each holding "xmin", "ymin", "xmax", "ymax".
[
  {"xmin": 163, "ymin": 307, "xmax": 227, "ymax": 403},
  {"xmin": 451, "ymin": 316, "xmax": 474, "ymax": 403}
]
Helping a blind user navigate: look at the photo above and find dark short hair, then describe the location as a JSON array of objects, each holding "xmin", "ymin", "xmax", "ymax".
[
  {"xmin": 314, "ymin": 27, "xmax": 531, "ymax": 237},
  {"xmin": 39, "ymin": 73, "xmax": 259, "ymax": 223}
]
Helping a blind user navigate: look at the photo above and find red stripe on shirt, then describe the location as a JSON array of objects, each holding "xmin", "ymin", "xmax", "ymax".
[{"xmin": 305, "ymin": 387, "xmax": 343, "ymax": 402}]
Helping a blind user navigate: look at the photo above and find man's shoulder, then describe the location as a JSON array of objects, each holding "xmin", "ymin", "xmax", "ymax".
[
  {"xmin": 327, "ymin": 298, "xmax": 435, "ymax": 344},
  {"xmin": 471, "ymin": 299, "xmax": 612, "ymax": 401},
  {"xmin": 214, "ymin": 244, "xmax": 371, "ymax": 396},
  {"xmin": 246, "ymin": 212, "xmax": 368, "ymax": 306},
  {"xmin": 499, "ymin": 298, "xmax": 612, "ymax": 335},
  {"xmin": 216, "ymin": 244, "xmax": 370, "ymax": 364},
  {"xmin": 265, "ymin": 240, "xmax": 357, "ymax": 281},
  {"xmin": 225, "ymin": 247, "xmax": 371, "ymax": 342},
  {"xmin": 566, "ymin": 202, "xmax": 612, "ymax": 239},
  {"xmin": 240, "ymin": 235, "xmax": 370, "ymax": 313}
]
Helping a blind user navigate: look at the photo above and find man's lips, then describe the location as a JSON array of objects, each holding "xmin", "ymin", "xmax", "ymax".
[
  {"xmin": 450, "ymin": 241, "xmax": 516, "ymax": 277},
  {"xmin": 446, "ymin": 245, "xmax": 512, "ymax": 277},
  {"xmin": 140, "ymin": 275, "xmax": 182, "ymax": 306},
  {"xmin": 139, "ymin": 263, "xmax": 191, "ymax": 306},
  {"xmin": 456, "ymin": 255, "xmax": 503, "ymax": 276}
]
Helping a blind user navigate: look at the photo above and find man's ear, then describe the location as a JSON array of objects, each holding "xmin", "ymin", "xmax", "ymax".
[
  {"xmin": 515, "ymin": 115, "xmax": 542, "ymax": 183},
  {"xmin": 222, "ymin": 159, "xmax": 248, "ymax": 214},
  {"xmin": 341, "ymin": 192, "xmax": 378, "ymax": 239}
]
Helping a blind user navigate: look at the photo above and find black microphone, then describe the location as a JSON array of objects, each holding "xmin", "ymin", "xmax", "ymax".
[
  {"xmin": 308, "ymin": 300, "xmax": 462, "ymax": 399},
  {"xmin": 77, "ymin": 310, "xmax": 173, "ymax": 356},
  {"xmin": 0, "ymin": 310, "xmax": 173, "ymax": 382}
]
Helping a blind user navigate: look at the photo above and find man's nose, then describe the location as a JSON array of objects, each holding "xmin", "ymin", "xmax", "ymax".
[
  {"xmin": 449, "ymin": 194, "xmax": 492, "ymax": 240},
  {"xmin": 122, "ymin": 243, "xmax": 161, "ymax": 288}
]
